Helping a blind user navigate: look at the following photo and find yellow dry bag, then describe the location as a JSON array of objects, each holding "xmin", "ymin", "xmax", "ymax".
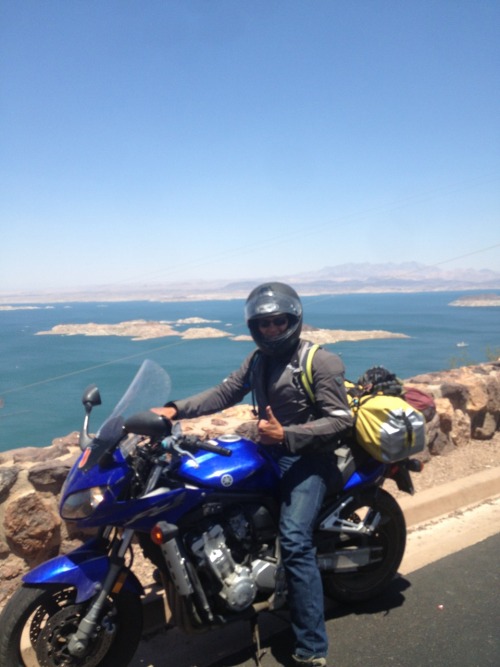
[{"xmin": 352, "ymin": 393, "xmax": 426, "ymax": 462}]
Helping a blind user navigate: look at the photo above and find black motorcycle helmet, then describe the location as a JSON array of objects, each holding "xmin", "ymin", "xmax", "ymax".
[{"xmin": 245, "ymin": 282, "xmax": 303, "ymax": 357}]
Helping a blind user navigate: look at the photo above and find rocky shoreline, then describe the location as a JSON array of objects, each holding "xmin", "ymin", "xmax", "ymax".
[{"xmin": 1, "ymin": 361, "xmax": 499, "ymax": 609}]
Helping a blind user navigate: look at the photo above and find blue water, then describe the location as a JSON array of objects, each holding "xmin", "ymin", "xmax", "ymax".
[{"xmin": 0, "ymin": 292, "xmax": 498, "ymax": 451}]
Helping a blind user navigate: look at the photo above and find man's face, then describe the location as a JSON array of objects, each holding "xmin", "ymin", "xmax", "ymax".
[{"xmin": 257, "ymin": 315, "xmax": 289, "ymax": 340}]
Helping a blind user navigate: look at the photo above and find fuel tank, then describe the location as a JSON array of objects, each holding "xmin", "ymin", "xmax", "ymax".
[{"xmin": 175, "ymin": 435, "xmax": 280, "ymax": 492}]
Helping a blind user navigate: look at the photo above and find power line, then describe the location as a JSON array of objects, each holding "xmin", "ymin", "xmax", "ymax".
[
  {"xmin": 432, "ymin": 244, "xmax": 500, "ymax": 267},
  {"xmin": 73, "ymin": 171, "xmax": 500, "ymax": 290},
  {"xmin": 1, "ymin": 338, "xmax": 188, "ymax": 396}
]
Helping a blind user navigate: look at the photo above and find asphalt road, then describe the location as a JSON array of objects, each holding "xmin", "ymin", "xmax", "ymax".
[
  {"xmin": 322, "ymin": 531, "xmax": 500, "ymax": 667},
  {"xmin": 130, "ymin": 503, "xmax": 500, "ymax": 667}
]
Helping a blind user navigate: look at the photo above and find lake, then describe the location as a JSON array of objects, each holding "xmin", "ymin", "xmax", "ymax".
[{"xmin": 0, "ymin": 291, "xmax": 498, "ymax": 450}]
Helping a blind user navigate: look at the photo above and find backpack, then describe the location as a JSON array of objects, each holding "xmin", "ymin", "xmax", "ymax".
[
  {"xmin": 298, "ymin": 347, "xmax": 426, "ymax": 463},
  {"xmin": 402, "ymin": 386, "xmax": 437, "ymax": 422}
]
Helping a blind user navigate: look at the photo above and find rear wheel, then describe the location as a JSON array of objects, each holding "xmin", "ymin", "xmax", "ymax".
[
  {"xmin": 320, "ymin": 488, "xmax": 406, "ymax": 602},
  {"xmin": 0, "ymin": 584, "xmax": 143, "ymax": 667}
]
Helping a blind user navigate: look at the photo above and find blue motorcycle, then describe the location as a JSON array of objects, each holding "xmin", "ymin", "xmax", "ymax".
[{"xmin": 0, "ymin": 359, "xmax": 421, "ymax": 667}]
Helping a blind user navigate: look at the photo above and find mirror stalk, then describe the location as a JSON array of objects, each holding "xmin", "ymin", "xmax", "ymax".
[{"xmin": 79, "ymin": 385, "xmax": 102, "ymax": 450}]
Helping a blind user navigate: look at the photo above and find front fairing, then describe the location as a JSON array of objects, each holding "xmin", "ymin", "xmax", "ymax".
[
  {"xmin": 62, "ymin": 446, "xmax": 130, "ymax": 498},
  {"xmin": 59, "ymin": 360, "xmax": 172, "ymax": 526},
  {"xmin": 23, "ymin": 539, "xmax": 144, "ymax": 603},
  {"xmin": 59, "ymin": 447, "xmax": 132, "ymax": 526},
  {"xmin": 70, "ymin": 486, "xmax": 207, "ymax": 531}
]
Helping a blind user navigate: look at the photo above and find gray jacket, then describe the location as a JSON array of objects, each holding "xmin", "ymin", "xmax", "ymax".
[{"xmin": 172, "ymin": 340, "xmax": 353, "ymax": 454}]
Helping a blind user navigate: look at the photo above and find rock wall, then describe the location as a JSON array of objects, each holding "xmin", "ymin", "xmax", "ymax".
[
  {"xmin": 1, "ymin": 361, "xmax": 499, "ymax": 608},
  {"xmin": 405, "ymin": 361, "xmax": 500, "ymax": 454}
]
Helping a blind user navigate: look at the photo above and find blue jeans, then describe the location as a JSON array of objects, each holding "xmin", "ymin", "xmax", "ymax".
[{"xmin": 277, "ymin": 452, "xmax": 341, "ymax": 659}]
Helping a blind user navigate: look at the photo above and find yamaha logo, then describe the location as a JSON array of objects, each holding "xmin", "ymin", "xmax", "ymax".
[{"xmin": 221, "ymin": 474, "xmax": 233, "ymax": 487}]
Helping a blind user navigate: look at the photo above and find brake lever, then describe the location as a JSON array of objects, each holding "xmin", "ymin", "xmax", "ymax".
[
  {"xmin": 174, "ymin": 443, "xmax": 200, "ymax": 468},
  {"xmin": 161, "ymin": 435, "xmax": 200, "ymax": 468}
]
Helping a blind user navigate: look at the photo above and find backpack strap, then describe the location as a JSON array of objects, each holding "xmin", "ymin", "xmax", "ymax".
[
  {"xmin": 297, "ymin": 342, "xmax": 320, "ymax": 404},
  {"xmin": 247, "ymin": 342, "xmax": 320, "ymax": 414},
  {"xmin": 245, "ymin": 349, "xmax": 262, "ymax": 416}
]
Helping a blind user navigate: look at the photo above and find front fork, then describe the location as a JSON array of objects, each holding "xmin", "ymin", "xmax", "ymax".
[
  {"xmin": 67, "ymin": 527, "xmax": 135, "ymax": 658},
  {"xmin": 66, "ymin": 461, "xmax": 168, "ymax": 656}
]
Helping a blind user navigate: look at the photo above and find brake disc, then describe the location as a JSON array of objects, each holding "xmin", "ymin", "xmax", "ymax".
[{"xmin": 34, "ymin": 602, "xmax": 115, "ymax": 667}]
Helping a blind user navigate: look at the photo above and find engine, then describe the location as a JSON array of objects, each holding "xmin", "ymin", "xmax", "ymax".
[{"xmin": 185, "ymin": 505, "xmax": 279, "ymax": 612}]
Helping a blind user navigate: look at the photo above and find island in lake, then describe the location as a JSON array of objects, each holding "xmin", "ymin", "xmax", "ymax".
[
  {"xmin": 449, "ymin": 294, "xmax": 500, "ymax": 307},
  {"xmin": 36, "ymin": 319, "xmax": 409, "ymax": 343}
]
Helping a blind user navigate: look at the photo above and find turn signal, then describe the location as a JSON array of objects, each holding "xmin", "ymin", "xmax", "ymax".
[
  {"xmin": 151, "ymin": 525, "xmax": 165, "ymax": 545},
  {"xmin": 150, "ymin": 521, "xmax": 179, "ymax": 545}
]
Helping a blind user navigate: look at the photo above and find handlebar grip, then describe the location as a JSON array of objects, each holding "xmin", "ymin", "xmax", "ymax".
[
  {"xmin": 199, "ymin": 440, "xmax": 232, "ymax": 457},
  {"xmin": 177, "ymin": 436, "xmax": 232, "ymax": 457}
]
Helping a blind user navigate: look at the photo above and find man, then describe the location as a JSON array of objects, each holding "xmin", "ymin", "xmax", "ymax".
[{"xmin": 153, "ymin": 282, "xmax": 352, "ymax": 667}]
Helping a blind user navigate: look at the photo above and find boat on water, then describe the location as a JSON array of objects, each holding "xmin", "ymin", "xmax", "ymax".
[{"xmin": 456, "ymin": 341, "xmax": 469, "ymax": 348}]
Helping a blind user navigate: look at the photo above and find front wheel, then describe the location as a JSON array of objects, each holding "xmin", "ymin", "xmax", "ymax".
[
  {"xmin": 0, "ymin": 584, "xmax": 143, "ymax": 667},
  {"xmin": 320, "ymin": 488, "xmax": 406, "ymax": 602}
]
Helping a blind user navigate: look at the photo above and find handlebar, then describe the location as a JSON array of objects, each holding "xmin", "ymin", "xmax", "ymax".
[
  {"xmin": 162, "ymin": 434, "xmax": 232, "ymax": 458},
  {"xmin": 123, "ymin": 412, "xmax": 233, "ymax": 459}
]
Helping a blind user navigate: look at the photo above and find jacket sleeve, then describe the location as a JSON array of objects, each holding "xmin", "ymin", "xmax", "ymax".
[
  {"xmin": 170, "ymin": 352, "xmax": 254, "ymax": 419},
  {"xmin": 283, "ymin": 347, "xmax": 353, "ymax": 454}
]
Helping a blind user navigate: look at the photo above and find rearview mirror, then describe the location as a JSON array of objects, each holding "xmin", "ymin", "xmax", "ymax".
[{"xmin": 82, "ymin": 384, "xmax": 101, "ymax": 408}]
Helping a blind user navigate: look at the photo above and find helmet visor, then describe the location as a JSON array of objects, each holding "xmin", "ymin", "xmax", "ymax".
[{"xmin": 245, "ymin": 287, "xmax": 302, "ymax": 323}]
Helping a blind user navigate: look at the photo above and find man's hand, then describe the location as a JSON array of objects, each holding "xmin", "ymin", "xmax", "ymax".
[
  {"xmin": 151, "ymin": 406, "xmax": 177, "ymax": 420},
  {"xmin": 258, "ymin": 406, "xmax": 285, "ymax": 445}
]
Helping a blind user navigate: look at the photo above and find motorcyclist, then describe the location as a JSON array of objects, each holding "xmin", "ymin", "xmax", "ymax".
[{"xmin": 153, "ymin": 282, "xmax": 352, "ymax": 666}]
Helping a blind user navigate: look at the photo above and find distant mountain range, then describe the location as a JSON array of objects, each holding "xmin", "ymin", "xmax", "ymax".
[
  {"xmin": 223, "ymin": 262, "xmax": 500, "ymax": 296},
  {"xmin": 2, "ymin": 263, "xmax": 500, "ymax": 303}
]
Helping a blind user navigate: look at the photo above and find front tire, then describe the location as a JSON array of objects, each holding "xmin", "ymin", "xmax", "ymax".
[
  {"xmin": 320, "ymin": 488, "xmax": 406, "ymax": 602},
  {"xmin": 0, "ymin": 584, "xmax": 143, "ymax": 667}
]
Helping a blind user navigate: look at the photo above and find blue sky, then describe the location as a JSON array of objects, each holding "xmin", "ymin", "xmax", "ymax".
[{"xmin": 1, "ymin": 0, "xmax": 499, "ymax": 292}]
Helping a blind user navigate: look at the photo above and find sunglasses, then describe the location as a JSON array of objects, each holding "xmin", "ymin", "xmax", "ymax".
[{"xmin": 257, "ymin": 316, "xmax": 288, "ymax": 329}]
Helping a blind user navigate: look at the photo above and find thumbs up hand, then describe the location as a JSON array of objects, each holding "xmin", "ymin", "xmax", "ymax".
[{"xmin": 258, "ymin": 406, "xmax": 285, "ymax": 445}]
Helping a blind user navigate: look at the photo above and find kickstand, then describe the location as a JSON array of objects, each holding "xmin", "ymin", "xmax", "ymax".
[{"xmin": 251, "ymin": 615, "xmax": 265, "ymax": 667}]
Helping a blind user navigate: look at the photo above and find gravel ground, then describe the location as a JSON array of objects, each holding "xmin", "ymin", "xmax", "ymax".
[{"xmin": 388, "ymin": 431, "xmax": 500, "ymax": 498}]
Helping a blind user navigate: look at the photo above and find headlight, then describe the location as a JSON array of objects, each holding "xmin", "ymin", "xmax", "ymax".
[{"xmin": 61, "ymin": 486, "xmax": 108, "ymax": 520}]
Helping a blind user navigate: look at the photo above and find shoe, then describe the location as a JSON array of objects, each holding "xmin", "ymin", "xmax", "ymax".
[{"xmin": 292, "ymin": 655, "xmax": 327, "ymax": 667}]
